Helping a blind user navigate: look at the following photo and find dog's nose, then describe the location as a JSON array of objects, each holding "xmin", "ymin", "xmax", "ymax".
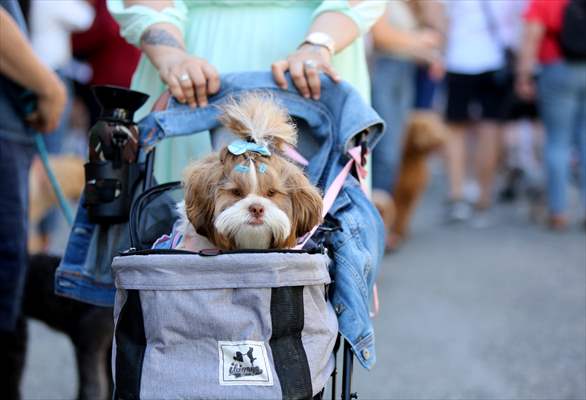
[{"xmin": 248, "ymin": 203, "xmax": 264, "ymax": 218}]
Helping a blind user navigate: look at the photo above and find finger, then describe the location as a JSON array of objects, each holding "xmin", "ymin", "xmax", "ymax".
[
  {"xmin": 271, "ymin": 60, "xmax": 289, "ymax": 89},
  {"xmin": 322, "ymin": 63, "xmax": 342, "ymax": 83},
  {"xmin": 165, "ymin": 74, "xmax": 186, "ymax": 104},
  {"xmin": 290, "ymin": 61, "xmax": 310, "ymax": 98},
  {"xmin": 304, "ymin": 64, "xmax": 321, "ymax": 100},
  {"xmin": 189, "ymin": 65, "xmax": 208, "ymax": 107},
  {"xmin": 177, "ymin": 71, "xmax": 196, "ymax": 108},
  {"xmin": 202, "ymin": 63, "xmax": 220, "ymax": 95}
]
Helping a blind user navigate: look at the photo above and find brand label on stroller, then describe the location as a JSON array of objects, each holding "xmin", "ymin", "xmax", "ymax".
[{"xmin": 218, "ymin": 340, "xmax": 274, "ymax": 386}]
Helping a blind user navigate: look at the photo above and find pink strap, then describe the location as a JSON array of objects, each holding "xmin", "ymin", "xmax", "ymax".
[
  {"xmin": 283, "ymin": 144, "xmax": 309, "ymax": 166},
  {"xmin": 370, "ymin": 283, "xmax": 380, "ymax": 318},
  {"xmin": 295, "ymin": 145, "xmax": 367, "ymax": 249},
  {"xmin": 292, "ymin": 145, "xmax": 381, "ymax": 318}
]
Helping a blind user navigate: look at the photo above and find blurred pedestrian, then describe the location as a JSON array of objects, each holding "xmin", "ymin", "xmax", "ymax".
[
  {"xmin": 73, "ymin": 0, "xmax": 141, "ymax": 125},
  {"xmin": 108, "ymin": 0, "xmax": 385, "ymax": 183},
  {"xmin": 516, "ymin": 0, "xmax": 586, "ymax": 230},
  {"xmin": 411, "ymin": 0, "xmax": 447, "ymax": 110},
  {"xmin": 0, "ymin": 0, "xmax": 66, "ymax": 397},
  {"xmin": 442, "ymin": 0, "xmax": 513, "ymax": 224},
  {"xmin": 27, "ymin": 0, "xmax": 94, "ymax": 252},
  {"xmin": 29, "ymin": 0, "xmax": 94, "ymax": 154},
  {"xmin": 369, "ymin": 0, "xmax": 442, "ymax": 229}
]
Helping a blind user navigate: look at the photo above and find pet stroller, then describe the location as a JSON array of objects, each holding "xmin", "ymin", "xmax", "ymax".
[{"xmin": 75, "ymin": 72, "xmax": 385, "ymax": 400}]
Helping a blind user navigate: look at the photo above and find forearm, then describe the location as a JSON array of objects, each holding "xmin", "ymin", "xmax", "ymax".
[
  {"xmin": 308, "ymin": 11, "xmax": 360, "ymax": 54},
  {"xmin": 517, "ymin": 21, "xmax": 544, "ymax": 77},
  {"xmin": 373, "ymin": 24, "xmax": 419, "ymax": 53},
  {"xmin": 122, "ymin": 0, "xmax": 187, "ymax": 70},
  {"xmin": 0, "ymin": 9, "xmax": 58, "ymax": 96}
]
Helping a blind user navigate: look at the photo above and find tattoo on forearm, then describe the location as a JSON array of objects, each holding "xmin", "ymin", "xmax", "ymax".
[{"xmin": 141, "ymin": 28, "xmax": 184, "ymax": 49}]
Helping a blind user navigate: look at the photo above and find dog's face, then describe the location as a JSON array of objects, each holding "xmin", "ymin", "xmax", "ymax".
[{"xmin": 183, "ymin": 149, "xmax": 322, "ymax": 250}]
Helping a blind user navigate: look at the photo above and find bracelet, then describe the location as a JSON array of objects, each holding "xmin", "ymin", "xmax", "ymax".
[{"xmin": 299, "ymin": 32, "xmax": 335, "ymax": 57}]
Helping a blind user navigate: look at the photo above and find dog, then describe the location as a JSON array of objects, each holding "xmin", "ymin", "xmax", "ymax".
[
  {"xmin": 21, "ymin": 254, "xmax": 113, "ymax": 400},
  {"xmin": 179, "ymin": 93, "xmax": 323, "ymax": 251},
  {"xmin": 390, "ymin": 111, "xmax": 446, "ymax": 249},
  {"xmin": 28, "ymin": 155, "xmax": 85, "ymax": 253}
]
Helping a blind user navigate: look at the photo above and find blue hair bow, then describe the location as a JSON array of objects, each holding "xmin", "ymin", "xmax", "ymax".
[{"xmin": 227, "ymin": 139, "xmax": 271, "ymax": 157}]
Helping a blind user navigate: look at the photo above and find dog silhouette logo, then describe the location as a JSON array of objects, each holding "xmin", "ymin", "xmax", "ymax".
[
  {"xmin": 233, "ymin": 347, "xmax": 257, "ymax": 366},
  {"xmin": 219, "ymin": 341, "xmax": 273, "ymax": 386}
]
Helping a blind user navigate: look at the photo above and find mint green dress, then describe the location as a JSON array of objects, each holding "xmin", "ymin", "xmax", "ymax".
[{"xmin": 108, "ymin": 0, "xmax": 384, "ymax": 182}]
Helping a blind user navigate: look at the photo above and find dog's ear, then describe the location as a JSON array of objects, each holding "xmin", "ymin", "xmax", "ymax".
[
  {"xmin": 183, "ymin": 154, "xmax": 224, "ymax": 238},
  {"xmin": 286, "ymin": 166, "xmax": 323, "ymax": 238}
]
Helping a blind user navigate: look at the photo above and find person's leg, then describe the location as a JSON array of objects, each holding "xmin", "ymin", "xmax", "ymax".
[
  {"xmin": 573, "ymin": 66, "xmax": 586, "ymax": 217},
  {"xmin": 0, "ymin": 140, "xmax": 35, "ymax": 330},
  {"xmin": 444, "ymin": 122, "xmax": 468, "ymax": 201},
  {"xmin": 0, "ymin": 316, "xmax": 27, "ymax": 400},
  {"xmin": 0, "ymin": 138, "xmax": 35, "ymax": 399},
  {"xmin": 474, "ymin": 121, "xmax": 502, "ymax": 209},
  {"xmin": 443, "ymin": 72, "xmax": 474, "ymax": 205},
  {"xmin": 371, "ymin": 56, "xmax": 415, "ymax": 194},
  {"xmin": 537, "ymin": 63, "xmax": 579, "ymax": 223}
]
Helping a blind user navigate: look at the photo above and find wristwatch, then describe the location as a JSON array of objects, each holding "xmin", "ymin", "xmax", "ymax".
[{"xmin": 300, "ymin": 32, "xmax": 336, "ymax": 56}]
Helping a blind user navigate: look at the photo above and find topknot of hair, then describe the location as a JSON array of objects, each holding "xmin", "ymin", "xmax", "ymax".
[{"xmin": 218, "ymin": 92, "xmax": 297, "ymax": 150}]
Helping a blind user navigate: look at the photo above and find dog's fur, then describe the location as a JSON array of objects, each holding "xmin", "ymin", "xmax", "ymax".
[
  {"xmin": 391, "ymin": 111, "xmax": 446, "ymax": 247},
  {"xmin": 181, "ymin": 94, "xmax": 323, "ymax": 250},
  {"xmin": 28, "ymin": 155, "xmax": 85, "ymax": 253}
]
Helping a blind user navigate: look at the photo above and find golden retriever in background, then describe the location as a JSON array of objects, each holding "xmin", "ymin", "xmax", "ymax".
[
  {"xmin": 28, "ymin": 155, "xmax": 85, "ymax": 253},
  {"xmin": 389, "ymin": 111, "xmax": 446, "ymax": 249}
]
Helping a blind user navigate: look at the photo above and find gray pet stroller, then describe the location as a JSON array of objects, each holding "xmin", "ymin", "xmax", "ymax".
[{"xmin": 83, "ymin": 72, "xmax": 384, "ymax": 400}]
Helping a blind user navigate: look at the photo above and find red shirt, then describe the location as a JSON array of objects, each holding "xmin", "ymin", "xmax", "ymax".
[
  {"xmin": 72, "ymin": 0, "xmax": 140, "ymax": 87},
  {"xmin": 524, "ymin": 0, "xmax": 568, "ymax": 64}
]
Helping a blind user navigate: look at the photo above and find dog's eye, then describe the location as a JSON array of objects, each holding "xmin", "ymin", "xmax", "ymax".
[
  {"xmin": 230, "ymin": 188, "xmax": 242, "ymax": 197},
  {"xmin": 267, "ymin": 189, "xmax": 276, "ymax": 198}
]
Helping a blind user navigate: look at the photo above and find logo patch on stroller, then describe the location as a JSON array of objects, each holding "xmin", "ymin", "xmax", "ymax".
[{"xmin": 218, "ymin": 340, "xmax": 273, "ymax": 386}]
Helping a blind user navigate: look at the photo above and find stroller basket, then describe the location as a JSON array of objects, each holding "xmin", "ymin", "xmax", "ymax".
[{"xmin": 112, "ymin": 249, "xmax": 338, "ymax": 400}]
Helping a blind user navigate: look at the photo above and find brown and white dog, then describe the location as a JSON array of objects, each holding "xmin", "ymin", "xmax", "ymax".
[{"xmin": 178, "ymin": 93, "xmax": 323, "ymax": 251}]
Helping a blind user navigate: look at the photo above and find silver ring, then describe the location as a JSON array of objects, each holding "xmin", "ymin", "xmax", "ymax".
[
  {"xmin": 178, "ymin": 73, "xmax": 190, "ymax": 81},
  {"xmin": 303, "ymin": 59, "xmax": 317, "ymax": 69}
]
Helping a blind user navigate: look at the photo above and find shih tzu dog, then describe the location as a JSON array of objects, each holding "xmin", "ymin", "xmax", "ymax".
[{"xmin": 177, "ymin": 93, "xmax": 323, "ymax": 251}]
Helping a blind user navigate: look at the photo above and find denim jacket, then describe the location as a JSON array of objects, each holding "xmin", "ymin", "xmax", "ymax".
[{"xmin": 57, "ymin": 71, "xmax": 385, "ymax": 369}]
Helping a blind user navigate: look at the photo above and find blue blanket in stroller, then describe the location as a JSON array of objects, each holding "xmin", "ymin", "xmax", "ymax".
[{"xmin": 56, "ymin": 71, "xmax": 385, "ymax": 369}]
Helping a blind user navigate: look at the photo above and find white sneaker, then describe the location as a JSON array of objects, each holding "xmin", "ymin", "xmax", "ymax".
[{"xmin": 445, "ymin": 200, "xmax": 472, "ymax": 223}]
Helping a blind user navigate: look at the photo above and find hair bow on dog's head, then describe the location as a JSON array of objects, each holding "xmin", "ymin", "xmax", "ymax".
[{"xmin": 227, "ymin": 139, "xmax": 271, "ymax": 157}]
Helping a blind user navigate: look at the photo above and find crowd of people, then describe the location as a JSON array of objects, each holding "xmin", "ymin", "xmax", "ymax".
[
  {"xmin": 1, "ymin": 0, "xmax": 585, "ymax": 397},
  {"xmin": 368, "ymin": 0, "xmax": 585, "ymax": 247}
]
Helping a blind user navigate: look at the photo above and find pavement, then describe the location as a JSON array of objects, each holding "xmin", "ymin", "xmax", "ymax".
[{"xmin": 21, "ymin": 175, "xmax": 586, "ymax": 400}]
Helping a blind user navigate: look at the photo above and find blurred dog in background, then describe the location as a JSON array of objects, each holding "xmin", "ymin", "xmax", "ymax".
[
  {"xmin": 389, "ymin": 111, "xmax": 446, "ymax": 249},
  {"xmin": 28, "ymin": 155, "xmax": 85, "ymax": 253}
]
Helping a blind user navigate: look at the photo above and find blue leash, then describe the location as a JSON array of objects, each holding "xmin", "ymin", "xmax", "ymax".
[{"xmin": 33, "ymin": 133, "xmax": 75, "ymax": 226}]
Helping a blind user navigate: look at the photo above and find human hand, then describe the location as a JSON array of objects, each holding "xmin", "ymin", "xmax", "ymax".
[
  {"xmin": 415, "ymin": 29, "xmax": 442, "ymax": 51},
  {"xmin": 26, "ymin": 74, "xmax": 67, "ymax": 133},
  {"xmin": 158, "ymin": 52, "xmax": 220, "ymax": 108},
  {"xmin": 272, "ymin": 44, "xmax": 341, "ymax": 100},
  {"xmin": 515, "ymin": 74, "xmax": 536, "ymax": 101}
]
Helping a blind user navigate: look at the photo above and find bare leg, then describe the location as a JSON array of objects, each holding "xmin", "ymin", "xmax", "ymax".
[
  {"xmin": 444, "ymin": 123, "xmax": 468, "ymax": 200},
  {"xmin": 475, "ymin": 121, "xmax": 502, "ymax": 209}
]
